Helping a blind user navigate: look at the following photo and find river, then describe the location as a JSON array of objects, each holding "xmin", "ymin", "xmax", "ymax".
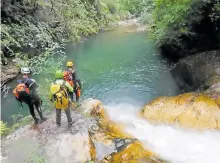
[
  {"xmin": 1, "ymin": 25, "xmax": 180, "ymax": 124},
  {"xmin": 2, "ymin": 25, "xmax": 220, "ymax": 163}
]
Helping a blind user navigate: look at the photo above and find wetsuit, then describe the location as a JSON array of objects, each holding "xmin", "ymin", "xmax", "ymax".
[
  {"xmin": 17, "ymin": 77, "xmax": 45, "ymax": 124},
  {"xmin": 64, "ymin": 68, "xmax": 81, "ymax": 102}
]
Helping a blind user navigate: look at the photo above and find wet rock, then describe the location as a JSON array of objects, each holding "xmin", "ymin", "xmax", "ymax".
[
  {"xmin": 2, "ymin": 109, "xmax": 96, "ymax": 163},
  {"xmin": 114, "ymin": 138, "xmax": 136, "ymax": 151},
  {"xmin": 171, "ymin": 50, "xmax": 220, "ymax": 92},
  {"xmin": 80, "ymin": 98, "xmax": 107, "ymax": 119},
  {"xmin": 86, "ymin": 99, "xmax": 163, "ymax": 162},
  {"xmin": 44, "ymin": 132, "xmax": 93, "ymax": 163},
  {"xmin": 100, "ymin": 141, "xmax": 164, "ymax": 163},
  {"xmin": 142, "ymin": 93, "xmax": 220, "ymax": 130},
  {"xmin": 1, "ymin": 61, "xmax": 20, "ymax": 87},
  {"xmin": 2, "ymin": 99, "xmax": 165, "ymax": 163},
  {"xmin": 93, "ymin": 141, "xmax": 116, "ymax": 161}
]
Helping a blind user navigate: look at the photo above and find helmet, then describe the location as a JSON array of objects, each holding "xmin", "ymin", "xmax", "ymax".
[
  {"xmin": 66, "ymin": 61, "xmax": 73, "ymax": 67},
  {"xmin": 55, "ymin": 70, "xmax": 63, "ymax": 79},
  {"xmin": 21, "ymin": 67, "xmax": 30, "ymax": 74}
]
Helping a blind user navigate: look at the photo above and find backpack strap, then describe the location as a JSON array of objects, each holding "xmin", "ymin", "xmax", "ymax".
[
  {"xmin": 60, "ymin": 81, "xmax": 67, "ymax": 90},
  {"xmin": 17, "ymin": 78, "xmax": 30, "ymax": 87},
  {"xmin": 61, "ymin": 80, "xmax": 66, "ymax": 86},
  {"xmin": 23, "ymin": 78, "xmax": 30, "ymax": 84},
  {"xmin": 28, "ymin": 79, "xmax": 36, "ymax": 88},
  {"xmin": 63, "ymin": 87, "xmax": 68, "ymax": 97}
]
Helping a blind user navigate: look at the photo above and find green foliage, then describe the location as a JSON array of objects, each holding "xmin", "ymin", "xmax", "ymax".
[
  {"xmin": 139, "ymin": 10, "xmax": 154, "ymax": 25},
  {"xmin": 210, "ymin": 1, "xmax": 220, "ymax": 22},
  {"xmin": 0, "ymin": 121, "xmax": 10, "ymax": 137},
  {"xmin": 10, "ymin": 116, "xmax": 33, "ymax": 133},
  {"xmin": 1, "ymin": 0, "xmax": 120, "ymax": 66},
  {"xmin": 149, "ymin": 0, "xmax": 220, "ymax": 50},
  {"xmin": 119, "ymin": 0, "xmax": 142, "ymax": 15},
  {"xmin": 56, "ymin": 0, "xmax": 106, "ymax": 41},
  {"xmin": 119, "ymin": 0, "xmax": 154, "ymax": 16},
  {"xmin": 151, "ymin": 0, "xmax": 194, "ymax": 46}
]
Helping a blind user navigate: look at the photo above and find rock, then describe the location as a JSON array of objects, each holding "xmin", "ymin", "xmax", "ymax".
[
  {"xmin": 89, "ymin": 134, "xmax": 96, "ymax": 161},
  {"xmin": 142, "ymin": 93, "xmax": 220, "ymax": 130},
  {"xmin": 92, "ymin": 140, "xmax": 116, "ymax": 161},
  {"xmin": 80, "ymin": 98, "xmax": 107, "ymax": 119},
  {"xmin": 101, "ymin": 141, "xmax": 164, "ymax": 163},
  {"xmin": 1, "ymin": 61, "xmax": 20, "ymax": 87},
  {"xmin": 86, "ymin": 100, "xmax": 165, "ymax": 162},
  {"xmin": 2, "ymin": 99, "xmax": 166, "ymax": 163},
  {"xmin": 171, "ymin": 50, "xmax": 220, "ymax": 92},
  {"xmin": 2, "ymin": 110, "xmax": 96, "ymax": 163},
  {"xmin": 44, "ymin": 132, "xmax": 93, "ymax": 163}
]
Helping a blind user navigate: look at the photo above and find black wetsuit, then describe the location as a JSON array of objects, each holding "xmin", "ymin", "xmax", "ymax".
[
  {"xmin": 67, "ymin": 69, "xmax": 81, "ymax": 102},
  {"xmin": 17, "ymin": 77, "xmax": 45, "ymax": 123}
]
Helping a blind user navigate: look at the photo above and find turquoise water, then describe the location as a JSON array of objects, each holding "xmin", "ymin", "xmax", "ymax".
[{"xmin": 1, "ymin": 26, "xmax": 180, "ymax": 124}]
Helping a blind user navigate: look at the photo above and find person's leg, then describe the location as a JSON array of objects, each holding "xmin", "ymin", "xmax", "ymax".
[
  {"xmin": 27, "ymin": 103, "xmax": 39, "ymax": 124},
  {"xmin": 64, "ymin": 107, "xmax": 73, "ymax": 126},
  {"xmin": 56, "ymin": 109, "xmax": 61, "ymax": 126},
  {"xmin": 76, "ymin": 79, "xmax": 81, "ymax": 89},
  {"xmin": 75, "ymin": 79, "xmax": 81, "ymax": 102},
  {"xmin": 34, "ymin": 100, "xmax": 46, "ymax": 120},
  {"xmin": 31, "ymin": 95, "xmax": 46, "ymax": 121},
  {"xmin": 34, "ymin": 101, "xmax": 43, "ymax": 119},
  {"xmin": 74, "ymin": 89, "xmax": 80, "ymax": 102},
  {"xmin": 68, "ymin": 92, "xmax": 74, "ymax": 102}
]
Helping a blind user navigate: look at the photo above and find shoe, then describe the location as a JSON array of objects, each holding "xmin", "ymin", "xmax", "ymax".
[
  {"xmin": 68, "ymin": 121, "xmax": 74, "ymax": 127},
  {"xmin": 34, "ymin": 118, "xmax": 39, "ymax": 125},
  {"xmin": 40, "ymin": 117, "xmax": 47, "ymax": 123}
]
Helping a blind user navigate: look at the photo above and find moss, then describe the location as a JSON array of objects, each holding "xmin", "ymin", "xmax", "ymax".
[{"xmin": 0, "ymin": 121, "xmax": 10, "ymax": 137}]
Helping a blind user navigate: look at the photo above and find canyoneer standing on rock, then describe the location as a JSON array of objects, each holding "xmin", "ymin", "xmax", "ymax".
[
  {"xmin": 50, "ymin": 70, "xmax": 74, "ymax": 127},
  {"xmin": 13, "ymin": 67, "xmax": 47, "ymax": 125},
  {"xmin": 63, "ymin": 61, "xmax": 81, "ymax": 104}
]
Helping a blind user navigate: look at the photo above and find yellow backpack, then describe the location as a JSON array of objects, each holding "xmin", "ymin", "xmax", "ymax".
[{"xmin": 50, "ymin": 82, "xmax": 69, "ymax": 109}]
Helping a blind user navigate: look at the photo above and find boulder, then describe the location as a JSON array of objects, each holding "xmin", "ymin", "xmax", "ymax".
[
  {"xmin": 171, "ymin": 50, "xmax": 220, "ymax": 91},
  {"xmin": 101, "ymin": 141, "xmax": 165, "ymax": 163},
  {"xmin": 2, "ymin": 99, "xmax": 167, "ymax": 163},
  {"xmin": 142, "ymin": 93, "xmax": 220, "ymax": 130},
  {"xmin": 1, "ymin": 61, "xmax": 20, "ymax": 87}
]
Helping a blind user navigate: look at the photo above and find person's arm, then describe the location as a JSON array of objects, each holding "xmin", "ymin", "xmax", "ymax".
[
  {"xmin": 49, "ymin": 83, "xmax": 54, "ymax": 101},
  {"xmin": 64, "ymin": 81, "xmax": 73, "ymax": 92},
  {"xmin": 49, "ymin": 92, "xmax": 53, "ymax": 101},
  {"xmin": 72, "ymin": 71, "xmax": 76, "ymax": 81},
  {"xmin": 15, "ymin": 97, "xmax": 23, "ymax": 108},
  {"xmin": 29, "ymin": 79, "xmax": 39, "ymax": 95}
]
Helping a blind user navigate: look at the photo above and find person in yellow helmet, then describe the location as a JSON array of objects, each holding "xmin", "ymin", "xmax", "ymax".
[{"xmin": 63, "ymin": 61, "xmax": 81, "ymax": 103}]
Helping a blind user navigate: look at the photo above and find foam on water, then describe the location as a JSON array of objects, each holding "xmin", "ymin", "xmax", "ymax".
[{"xmin": 105, "ymin": 102, "xmax": 220, "ymax": 163}]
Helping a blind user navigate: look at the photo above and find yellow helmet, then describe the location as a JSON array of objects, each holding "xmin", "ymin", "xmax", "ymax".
[{"xmin": 67, "ymin": 61, "xmax": 74, "ymax": 67}]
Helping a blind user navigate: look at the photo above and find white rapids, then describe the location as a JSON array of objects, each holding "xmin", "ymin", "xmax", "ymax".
[{"xmin": 105, "ymin": 102, "xmax": 220, "ymax": 163}]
